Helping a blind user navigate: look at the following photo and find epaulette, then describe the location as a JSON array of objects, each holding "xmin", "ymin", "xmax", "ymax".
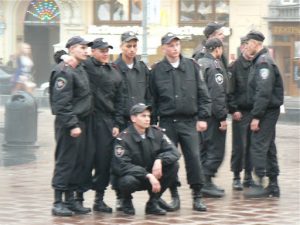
[
  {"xmin": 214, "ymin": 60, "xmax": 222, "ymax": 69},
  {"xmin": 258, "ymin": 54, "xmax": 268, "ymax": 65},
  {"xmin": 151, "ymin": 61, "xmax": 161, "ymax": 70},
  {"xmin": 151, "ymin": 125, "xmax": 166, "ymax": 132},
  {"xmin": 111, "ymin": 62, "xmax": 119, "ymax": 69}
]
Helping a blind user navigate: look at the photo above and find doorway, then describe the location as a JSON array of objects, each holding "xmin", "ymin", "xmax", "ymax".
[{"xmin": 24, "ymin": 25, "xmax": 59, "ymax": 86}]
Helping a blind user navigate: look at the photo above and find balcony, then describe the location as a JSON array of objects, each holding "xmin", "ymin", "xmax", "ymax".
[{"xmin": 265, "ymin": 2, "xmax": 300, "ymax": 22}]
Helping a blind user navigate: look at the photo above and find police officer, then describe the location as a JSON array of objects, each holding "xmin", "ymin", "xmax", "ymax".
[
  {"xmin": 83, "ymin": 38, "xmax": 124, "ymax": 211},
  {"xmin": 243, "ymin": 30, "xmax": 284, "ymax": 198},
  {"xmin": 193, "ymin": 22, "xmax": 227, "ymax": 68},
  {"xmin": 114, "ymin": 31, "xmax": 152, "ymax": 130},
  {"xmin": 50, "ymin": 36, "xmax": 93, "ymax": 216},
  {"xmin": 150, "ymin": 32, "xmax": 211, "ymax": 211},
  {"xmin": 198, "ymin": 38, "xmax": 228, "ymax": 198},
  {"xmin": 111, "ymin": 103, "xmax": 180, "ymax": 215},
  {"xmin": 228, "ymin": 37, "xmax": 255, "ymax": 190}
]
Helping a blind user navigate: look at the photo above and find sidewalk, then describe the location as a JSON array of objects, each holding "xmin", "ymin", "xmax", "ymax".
[{"xmin": 0, "ymin": 108, "xmax": 299, "ymax": 225}]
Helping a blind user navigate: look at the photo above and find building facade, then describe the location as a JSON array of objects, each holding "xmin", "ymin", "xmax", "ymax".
[{"xmin": 0, "ymin": 0, "xmax": 298, "ymax": 95}]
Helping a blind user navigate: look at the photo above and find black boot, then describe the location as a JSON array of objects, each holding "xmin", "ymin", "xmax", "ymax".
[
  {"xmin": 265, "ymin": 176, "xmax": 280, "ymax": 197},
  {"xmin": 192, "ymin": 186, "xmax": 207, "ymax": 212},
  {"xmin": 122, "ymin": 195, "xmax": 135, "ymax": 215},
  {"xmin": 52, "ymin": 190, "xmax": 73, "ymax": 217},
  {"xmin": 145, "ymin": 195, "xmax": 166, "ymax": 215},
  {"xmin": 75, "ymin": 192, "xmax": 92, "ymax": 212},
  {"xmin": 244, "ymin": 177, "xmax": 270, "ymax": 198},
  {"xmin": 168, "ymin": 186, "xmax": 180, "ymax": 210},
  {"xmin": 157, "ymin": 198, "xmax": 175, "ymax": 212},
  {"xmin": 243, "ymin": 172, "xmax": 256, "ymax": 188},
  {"xmin": 65, "ymin": 191, "xmax": 91, "ymax": 214},
  {"xmin": 232, "ymin": 172, "xmax": 243, "ymax": 191},
  {"xmin": 93, "ymin": 191, "xmax": 113, "ymax": 213},
  {"xmin": 202, "ymin": 176, "xmax": 224, "ymax": 198},
  {"xmin": 115, "ymin": 189, "xmax": 123, "ymax": 212}
]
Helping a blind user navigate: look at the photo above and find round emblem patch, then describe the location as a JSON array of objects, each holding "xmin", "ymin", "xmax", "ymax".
[
  {"xmin": 215, "ymin": 73, "xmax": 224, "ymax": 85},
  {"xmin": 114, "ymin": 145, "xmax": 125, "ymax": 158},
  {"xmin": 259, "ymin": 68, "xmax": 269, "ymax": 80},
  {"xmin": 55, "ymin": 77, "xmax": 67, "ymax": 90}
]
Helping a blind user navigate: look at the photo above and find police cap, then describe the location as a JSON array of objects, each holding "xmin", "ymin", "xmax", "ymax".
[
  {"xmin": 240, "ymin": 36, "xmax": 248, "ymax": 45},
  {"xmin": 90, "ymin": 38, "xmax": 113, "ymax": 49},
  {"xmin": 205, "ymin": 38, "xmax": 223, "ymax": 51},
  {"xmin": 203, "ymin": 22, "xmax": 225, "ymax": 38},
  {"xmin": 130, "ymin": 103, "xmax": 152, "ymax": 115},
  {"xmin": 161, "ymin": 32, "xmax": 180, "ymax": 45},
  {"xmin": 121, "ymin": 31, "xmax": 139, "ymax": 42},
  {"xmin": 65, "ymin": 36, "xmax": 92, "ymax": 48},
  {"xmin": 246, "ymin": 30, "xmax": 265, "ymax": 42}
]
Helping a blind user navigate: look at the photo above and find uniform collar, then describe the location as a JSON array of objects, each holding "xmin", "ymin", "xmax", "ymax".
[
  {"xmin": 129, "ymin": 125, "xmax": 155, "ymax": 142},
  {"xmin": 253, "ymin": 47, "xmax": 268, "ymax": 64},
  {"xmin": 115, "ymin": 54, "xmax": 140, "ymax": 73},
  {"xmin": 161, "ymin": 54, "xmax": 185, "ymax": 72},
  {"xmin": 91, "ymin": 57, "xmax": 112, "ymax": 69}
]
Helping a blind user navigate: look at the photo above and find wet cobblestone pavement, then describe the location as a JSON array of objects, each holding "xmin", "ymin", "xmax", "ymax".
[{"xmin": 0, "ymin": 108, "xmax": 299, "ymax": 225}]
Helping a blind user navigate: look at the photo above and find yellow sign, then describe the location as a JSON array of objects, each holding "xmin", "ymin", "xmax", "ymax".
[{"xmin": 272, "ymin": 26, "xmax": 300, "ymax": 35}]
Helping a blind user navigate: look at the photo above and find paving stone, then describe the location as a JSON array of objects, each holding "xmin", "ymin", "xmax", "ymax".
[{"xmin": 0, "ymin": 108, "xmax": 299, "ymax": 225}]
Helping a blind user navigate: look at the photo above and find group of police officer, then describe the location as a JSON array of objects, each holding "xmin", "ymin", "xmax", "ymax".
[{"xmin": 49, "ymin": 21, "xmax": 284, "ymax": 217}]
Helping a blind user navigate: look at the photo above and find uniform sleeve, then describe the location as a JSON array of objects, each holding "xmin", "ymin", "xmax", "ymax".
[
  {"xmin": 144, "ymin": 65, "xmax": 153, "ymax": 108},
  {"xmin": 207, "ymin": 68, "xmax": 228, "ymax": 121},
  {"xmin": 111, "ymin": 139, "xmax": 148, "ymax": 179},
  {"xmin": 226, "ymin": 62, "xmax": 238, "ymax": 113},
  {"xmin": 251, "ymin": 62, "xmax": 275, "ymax": 118},
  {"xmin": 149, "ymin": 67, "xmax": 159, "ymax": 125},
  {"xmin": 50, "ymin": 69, "xmax": 79, "ymax": 128},
  {"xmin": 156, "ymin": 133, "xmax": 180, "ymax": 166},
  {"xmin": 113, "ymin": 77, "xmax": 125, "ymax": 128},
  {"xmin": 195, "ymin": 62, "xmax": 212, "ymax": 120}
]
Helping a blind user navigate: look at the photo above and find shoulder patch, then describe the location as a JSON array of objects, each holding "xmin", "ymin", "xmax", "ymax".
[
  {"xmin": 215, "ymin": 73, "xmax": 224, "ymax": 85},
  {"xmin": 214, "ymin": 60, "xmax": 221, "ymax": 69},
  {"xmin": 55, "ymin": 77, "xmax": 67, "ymax": 90},
  {"xmin": 114, "ymin": 145, "xmax": 125, "ymax": 158},
  {"xmin": 259, "ymin": 68, "xmax": 269, "ymax": 80}
]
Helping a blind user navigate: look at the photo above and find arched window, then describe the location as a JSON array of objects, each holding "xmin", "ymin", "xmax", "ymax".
[{"xmin": 25, "ymin": 0, "xmax": 60, "ymax": 25}]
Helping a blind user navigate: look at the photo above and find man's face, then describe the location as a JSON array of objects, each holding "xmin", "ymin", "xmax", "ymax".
[
  {"xmin": 215, "ymin": 46, "xmax": 223, "ymax": 59},
  {"xmin": 69, "ymin": 44, "xmax": 89, "ymax": 62},
  {"xmin": 121, "ymin": 40, "xmax": 138, "ymax": 60},
  {"xmin": 92, "ymin": 48, "xmax": 110, "ymax": 63},
  {"xmin": 210, "ymin": 28, "xmax": 225, "ymax": 42},
  {"xmin": 131, "ymin": 110, "xmax": 151, "ymax": 130},
  {"xmin": 245, "ymin": 39, "xmax": 258, "ymax": 57},
  {"xmin": 162, "ymin": 39, "xmax": 181, "ymax": 59}
]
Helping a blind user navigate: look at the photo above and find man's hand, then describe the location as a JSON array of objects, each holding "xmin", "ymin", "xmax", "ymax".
[
  {"xmin": 196, "ymin": 121, "xmax": 207, "ymax": 132},
  {"xmin": 112, "ymin": 127, "xmax": 120, "ymax": 137},
  {"xmin": 232, "ymin": 111, "xmax": 242, "ymax": 121},
  {"xmin": 219, "ymin": 120, "xmax": 227, "ymax": 131},
  {"xmin": 62, "ymin": 55, "xmax": 78, "ymax": 68},
  {"xmin": 146, "ymin": 174, "xmax": 161, "ymax": 193},
  {"xmin": 251, "ymin": 118, "xmax": 260, "ymax": 132},
  {"xmin": 70, "ymin": 127, "xmax": 81, "ymax": 137},
  {"xmin": 152, "ymin": 159, "xmax": 162, "ymax": 179}
]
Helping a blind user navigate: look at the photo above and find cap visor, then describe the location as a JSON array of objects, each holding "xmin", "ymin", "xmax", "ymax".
[{"xmin": 123, "ymin": 37, "xmax": 139, "ymax": 42}]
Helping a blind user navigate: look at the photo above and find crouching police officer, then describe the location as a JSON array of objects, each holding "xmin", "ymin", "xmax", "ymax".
[
  {"xmin": 243, "ymin": 30, "xmax": 284, "ymax": 198},
  {"xmin": 111, "ymin": 103, "xmax": 180, "ymax": 215},
  {"xmin": 50, "ymin": 36, "xmax": 93, "ymax": 216}
]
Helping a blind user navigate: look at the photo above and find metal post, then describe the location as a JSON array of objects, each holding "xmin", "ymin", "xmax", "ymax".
[{"xmin": 142, "ymin": 0, "xmax": 148, "ymax": 64}]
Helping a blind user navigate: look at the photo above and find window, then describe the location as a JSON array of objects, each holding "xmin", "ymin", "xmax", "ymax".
[
  {"xmin": 179, "ymin": 0, "xmax": 229, "ymax": 26},
  {"xmin": 94, "ymin": 0, "xmax": 142, "ymax": 25}
]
